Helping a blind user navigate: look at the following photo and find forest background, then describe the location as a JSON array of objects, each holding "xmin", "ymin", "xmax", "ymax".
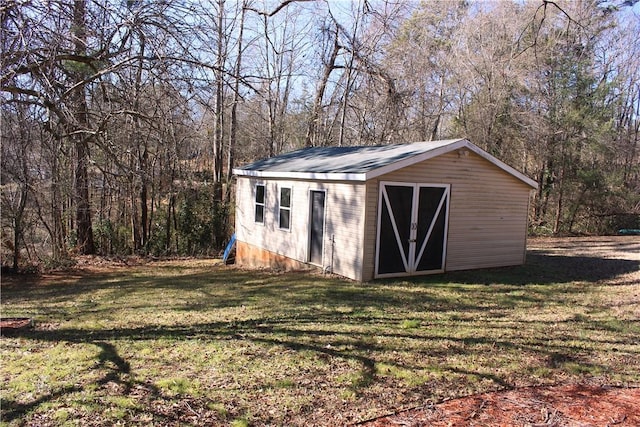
[{"xmin": 1, "ymin": 0, "xmax": 639, "ymax": 270}]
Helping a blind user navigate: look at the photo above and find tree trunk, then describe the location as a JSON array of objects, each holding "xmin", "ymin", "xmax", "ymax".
[
  {"xmin": 226, "ymin": 1, "xmax": 246, "ymax": 202},
  {"xmin": 71, "ymin": 0, "xmax": 95, "ymax": 254},
  {"xmin": 11, "ymin": 187, "xmax": 27, "ymax": 271},
  {"xmin": 134, "ymin": 34, "xmax": 148, "ymax": 252},
  {"xmin": 140, "ymin": 172, "xmax": 148, "ymax": 250},
  {"xmin": 74, "ymin": 136, "xmax": 95, "ymax": 254},
  {"xmin": 213, "ymin": 0, "xmax": 225, "ymax": 196},
  {"xmin": 430, "ymin": 73, "xmax": 446, "ymax": 141},
  {"xmin": 305, "ymin": 24, "xmax": 340, "ymax": 148},
  {"xmin": 165, "ymin": 194, "xmax": 175, "ymax": 254},
  {"xmin": 50, "ymin": 147, "xmax": 68, "ymax": 259}
]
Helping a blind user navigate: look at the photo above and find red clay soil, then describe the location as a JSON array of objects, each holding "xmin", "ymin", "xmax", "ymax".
[
  {"xmin": 0, "ymin": 318, "xmax": 33, "ymax": 336},
  {"xmin": 359, "ymin": 384, "xmax": 640, "ymax": 426}
]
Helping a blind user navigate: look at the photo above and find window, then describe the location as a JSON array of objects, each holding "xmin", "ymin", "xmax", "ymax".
[
  {"xmin": 279, "ymin": 187, "xmax": 291, "ymax": 230},
  {"xmin": 254, "ymin": 184, "xmax": 265, "ymax": 224}
]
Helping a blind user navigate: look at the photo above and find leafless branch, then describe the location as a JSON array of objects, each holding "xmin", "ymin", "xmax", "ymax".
[{"xmin": 244, "ymin": 0, "xmax": 316, "ymax": 17}]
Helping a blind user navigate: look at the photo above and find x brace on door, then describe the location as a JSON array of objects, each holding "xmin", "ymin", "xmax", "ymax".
[{"xmin": 375, "ymin": 182, "xmax": 450, "ymax": 278}]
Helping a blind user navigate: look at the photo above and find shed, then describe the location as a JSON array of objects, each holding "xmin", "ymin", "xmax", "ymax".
[{"xmin": 232, "ymin": 138, "xmax": 538, "ymax": 281}]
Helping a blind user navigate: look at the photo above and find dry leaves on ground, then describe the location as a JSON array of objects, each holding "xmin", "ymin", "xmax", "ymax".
[{"xmin": 359, "ymin": 384, "xmax": 640, "ymax": 426}]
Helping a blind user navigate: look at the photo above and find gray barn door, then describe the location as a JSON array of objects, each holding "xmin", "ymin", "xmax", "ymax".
[
  {"xmin": 375, "ymin": 182, "xmax": 449, "ymax": 277},
  {"xmin": 309, "ymin": 190, "xmax": 325, "ymax": 265}
]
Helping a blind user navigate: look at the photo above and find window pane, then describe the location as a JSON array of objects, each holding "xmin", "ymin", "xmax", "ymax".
[
  {"xmin": 255, "ymin": 205, "xmax": 264, "ymax": 223},
  {"xmin": 256, "ymin": 185, "xmax": 265, "ymax": 203},
  {"xmin": 280, "ymin": 187, "xmax": 291, "ymax": 207},
  {"xmin": 279, "ymin": 209, "xmax": 290, "ymax": 230}
]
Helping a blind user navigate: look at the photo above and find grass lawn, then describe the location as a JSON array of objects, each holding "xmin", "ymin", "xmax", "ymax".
[{"xmin": 1, "ymin": 249, "xmax": 639, "ymax": 426}]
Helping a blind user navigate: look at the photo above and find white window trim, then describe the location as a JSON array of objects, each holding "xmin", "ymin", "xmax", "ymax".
[
  {"xmin": 254, "ymin": 183, "xmax": 266, "ymax": 225},
  {"xmin": 278, "ymin": 186, "xmax": 292, "ymax": 231}
]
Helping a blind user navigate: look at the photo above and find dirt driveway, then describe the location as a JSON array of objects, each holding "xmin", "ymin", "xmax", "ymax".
[
  {"xmin": 528, "ymin": 235, "xmax": 640, "ymax": 262},
  {"xmin": 527, "ymin": 236, "xmax": 640, "ymax": 286},
  {"xmin": 360, "ymin": 236, "xmax": 640, "ymax": 426}
]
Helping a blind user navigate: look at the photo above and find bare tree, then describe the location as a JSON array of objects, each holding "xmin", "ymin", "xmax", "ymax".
[
  {"xmin": 304, "ymin": 20, "xmax": 341, "ymax": 147},
  {"xmin": 0, "ymin": 104, "xmax": 34, "ymax": 270}
]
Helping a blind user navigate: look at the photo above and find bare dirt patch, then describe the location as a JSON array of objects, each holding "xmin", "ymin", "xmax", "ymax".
[
  {"xmin": 0, "ymin": 256, "xmax": 224, "ymax": 288},
  {"xmin": 528, "ymin": 235, "xmax": 640, "ymax": 262},
  {"xmin": 0, "ymin": 318, "xmax": 33, "ymax": 336},
  {"xmin": 529, "ymin": 236, "xmax": 640, "ymax": 286},
  {"xmin": 359, "ymin": 384, "xmax": 640, "ymax": 426},
  {"xmin": 68, "ymin": 255, "xmax": 223, "ymax": 273}
]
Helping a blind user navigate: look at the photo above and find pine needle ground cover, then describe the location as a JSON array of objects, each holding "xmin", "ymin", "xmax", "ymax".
[{"xmin": 1, "ymin": 240, "xmax": 639, "ymax": 426}]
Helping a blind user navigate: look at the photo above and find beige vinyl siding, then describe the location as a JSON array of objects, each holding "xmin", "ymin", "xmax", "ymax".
[
  {"xmin": 235, "ymin": 177, "xmax": 366, "ymax": 281},
  {"xmin": 361, "ymin": 151, "xmax": 532, "ymax": 280},
  {"xmin": 362, "ymin": 180, "xmax": 380, "ymax": 281},
  {"xmin": 321, "ymin": 181, "xmax": 367, "ymax": 281}
]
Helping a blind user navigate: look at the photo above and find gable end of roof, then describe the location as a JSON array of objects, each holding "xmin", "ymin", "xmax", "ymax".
[
  {"xmin": 365, "ymin": 139, "xmax": 538, "ymax": 189},
  {"xmin": 233, "ymin": 139, "xmax": 538, "ymax": 189}
]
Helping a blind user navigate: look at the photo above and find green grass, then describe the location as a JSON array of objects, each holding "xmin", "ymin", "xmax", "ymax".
[{"xmin": 1, "ymin": 255, "xmax": 639, "ymax": 426}]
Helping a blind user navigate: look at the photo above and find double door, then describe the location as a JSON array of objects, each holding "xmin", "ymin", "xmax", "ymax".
[{"xmin": 375, "ymin": 182, "xmax": 450, "ymax": 277}]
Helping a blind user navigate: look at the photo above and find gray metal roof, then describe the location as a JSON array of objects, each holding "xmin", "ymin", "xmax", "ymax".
[
  {"xmin": 236, "ymin": 139, "xmax": 459, "ymax": 175},
  {"xmin": 233, "ymin": 138, "xmax": 538, "ymax": 188}
]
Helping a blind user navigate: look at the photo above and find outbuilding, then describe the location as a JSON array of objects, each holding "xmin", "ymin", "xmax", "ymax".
[{"xmin": 232, "ymin": 138, "xmax": 538, "ymax": 281}]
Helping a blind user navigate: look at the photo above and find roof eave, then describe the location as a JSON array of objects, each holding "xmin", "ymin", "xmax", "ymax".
[
  {"xmin": 233, "ymin": 138, "xmax": 539, "ymax": 189},
  {"xmin": 232, "ymin": 168, "xmax": 368, "ymax": 182}
]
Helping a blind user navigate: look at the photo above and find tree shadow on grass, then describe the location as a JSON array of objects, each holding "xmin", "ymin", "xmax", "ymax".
[
  {"xmin": 14, "ymin": 322, "xmax": 621, "ymax": 410},
  {"xmin": 0, "ymin": 333, "xmax": 212, "ymax": 425},
  {"xmin": 1, "ymin": 250, "xmax": 638, "ymax": 424},
  {"xmin": 410, "ymin": 251, "xmax": 639, "ymax": 287},
  {"xmin": 3, "ymin": 299, "xmax": 637, "ymax": 424},
  {"xmin": 1, "ymin": 340, "xmax": 135, "ymax": 422},
  {"xmin": 524, "ymin": 250, "xmax": 638, "ymax": 284}
]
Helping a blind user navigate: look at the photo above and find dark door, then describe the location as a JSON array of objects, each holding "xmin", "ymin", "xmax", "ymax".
[
  {"xmin": 377, "ymin": 184, "xmax": 414, "ymax": 275},
  {"xmin": 414, "ymin": 186, "xmax": 448, "ymax": 273},
  {"xmin": 309, "ymin": 191, "xmax": 325, "ymax": 265},
  {"xmin": 375, "ymin": 182, "xmax": 449, "ymax": 277}
]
